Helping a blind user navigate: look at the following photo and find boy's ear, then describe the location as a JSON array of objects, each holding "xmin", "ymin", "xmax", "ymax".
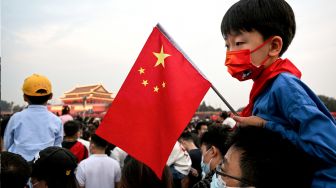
[
  {"xmin": 48, "ymin": 93, "xmax": 53, "ymax": 100},
  {"xmin": 268, "ymin": 36, "xmax": 283, "ymax": 57}
]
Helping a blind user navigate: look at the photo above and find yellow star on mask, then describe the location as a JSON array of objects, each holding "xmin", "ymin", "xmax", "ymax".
[{"xmin": 153, "ymin": 46, "xmax": 170, "ymax": 68}]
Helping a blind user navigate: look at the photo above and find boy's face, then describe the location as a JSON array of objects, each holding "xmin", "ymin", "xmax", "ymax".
[{"xmin": 224, "ymin": 30, "xmax": 272, "ymax": 67}]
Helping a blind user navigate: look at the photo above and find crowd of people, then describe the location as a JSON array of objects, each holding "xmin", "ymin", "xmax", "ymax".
[{"xmin": 2, "ymin": 0, "xmax": 336, "ymax": 187}]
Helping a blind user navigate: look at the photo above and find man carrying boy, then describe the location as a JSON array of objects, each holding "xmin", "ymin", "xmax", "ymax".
[
  {"xmin": 220, "ymin": 0, "xmax": 336, "ymax": 187},
  {"xmin": 4, "ymin": 74, "xmax": 63, "ymax": 161}
]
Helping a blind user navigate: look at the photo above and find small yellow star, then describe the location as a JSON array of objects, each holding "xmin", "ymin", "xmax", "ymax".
[
  {"xmin": 162, "ymin": 81, "xmax": 166, "ymax": 88},
  {"xmin": 153, "ymin": 46, "xmax": 170, "ymax": 68},
  {"xmin": 154, "ymin": 86, "xmax": 159, "ymax": 92},
  {"xmin": 142, "ymin": 80, "xmax": 148, "ymax": 86},
  {"xmin": 138, "ymin": 67, "xmax": 145, "ymax": 74}
]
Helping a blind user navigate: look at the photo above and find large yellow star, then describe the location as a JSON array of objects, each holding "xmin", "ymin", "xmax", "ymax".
[{"xmin": 153, "ymin": 46, "xmax": 170, "ymax": 68}]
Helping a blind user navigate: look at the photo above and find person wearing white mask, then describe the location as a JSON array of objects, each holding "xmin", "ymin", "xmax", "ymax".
[{"xmin": 193, "ymin": 126, "xmax": 233, "ymax": 188}]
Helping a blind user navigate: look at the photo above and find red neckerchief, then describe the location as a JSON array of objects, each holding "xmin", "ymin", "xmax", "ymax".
[{"xmin": 241, "ymin": 58, "xmax": 302, "ymax": 117}]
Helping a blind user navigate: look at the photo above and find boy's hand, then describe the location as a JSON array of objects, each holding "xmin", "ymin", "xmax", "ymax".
[{"xmin": 232, "ymin": 115, "xmax": 266, "ymax": 128}]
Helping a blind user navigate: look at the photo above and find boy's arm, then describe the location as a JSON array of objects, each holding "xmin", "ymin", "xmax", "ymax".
[{"xmin": 54, "ymin": 120, "xmax": 63, "ymax": 146}]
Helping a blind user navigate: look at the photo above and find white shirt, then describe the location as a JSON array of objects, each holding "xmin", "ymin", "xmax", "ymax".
[
  {"xmin": 110, "ymin": 147, "xmax": 128, "ymax": 169},
  {"xmin": 76, "ymin": 154, "xmax": 121, "ymax": 188},
  {"xmin": 167, "ymin": 142, "xmax": 191, "ymax": 175},
  {"xmin": 222, "ymin": 117, "xmax": 236, "ymax": 128}
]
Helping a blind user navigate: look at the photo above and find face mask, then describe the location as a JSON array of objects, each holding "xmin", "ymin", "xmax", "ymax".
[
  {"xmin": 201, "ymin": 148, "xmax": 213, "ymax": 175},
  {"xmin": 211, "ymin": 174, "xmax": 253, "ymax": 188},
  {"xmin": 211, "ymin": 173, "xmax": 226, "ymax": 188},
  {"xmin": 225, "ymin": 37, "xmax": 272, "ymax": 81}
]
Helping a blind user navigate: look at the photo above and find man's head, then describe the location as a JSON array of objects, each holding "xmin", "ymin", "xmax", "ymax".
[
  {"xmin": 195, "ymin": 121, "xmax": 208, "ymax": 138},
  {"xmin": 22, "ymin": 74, "xmax": 53, "ymax": 105},
  {"xmin": 31, "ymin": 146, "xmax": 78, "ymax": 188},
  {"xmin": 221, "ymin": 0, "xmax": 295, "ymax": 57},
  {"xmin": 1, "ymin": 151, "xmax": 31, "ymax": 188},
  {"xmin": 216, "ymin": 127, "xmax": 315, "ymax": 187},
  {"xmin": 64, "ymin": 120, "xmax": 81, "ymax": 138},
  {"xmin": 200, "ymin": 126, "xmax": 233, "ymax": 172},
  {"xmin": 62, "ymin": 105, "xmax": 71, "ymax": 115},
  {"xmin": 179, "ymin": 131, "xmax": 198, "ymax": 151},
  {"xmin": 89, "ymin": 134, "xmax": 110, "ymax": 154}
]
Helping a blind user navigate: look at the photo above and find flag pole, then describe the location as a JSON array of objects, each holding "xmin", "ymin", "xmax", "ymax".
[
  {"xmin": 157, "ymin": 23, "xmax": 238, "ymax": 116},
  {"xmin": 211, "ymin": 85, "xmax": 238, "ymax": 116}
]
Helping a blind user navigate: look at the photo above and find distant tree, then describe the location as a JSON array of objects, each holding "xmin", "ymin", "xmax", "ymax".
[
  {"xmin": 0, "ymin": 100, "xmax": 13, "ymax": 112},
  {"xmin": 318, "ymin": 95, "xmax": 336, "ymax": 112},
  {"xmin": 197, "ymin": 101, "xmax": 222, "ymax": 112}
]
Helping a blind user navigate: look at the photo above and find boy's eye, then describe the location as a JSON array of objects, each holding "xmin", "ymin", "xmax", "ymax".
[{"xmin": 235, "ymin": 42, "xmax": 244, "ymax": 46}]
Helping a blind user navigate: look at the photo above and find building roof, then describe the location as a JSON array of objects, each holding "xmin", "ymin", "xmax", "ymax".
[{"xmin": 60, "ymin": 84, "xmax": 114, "ymax": 101}]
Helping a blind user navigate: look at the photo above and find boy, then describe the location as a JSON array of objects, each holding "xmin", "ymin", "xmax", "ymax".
[
  {"xmin": 4, "ymin": 74, "xmax": 63, "ymax": 161},
  {"xmin": 221, "ymin": 0, "xmax": 336, "ymax": 187},
  {"xmin": 62, "ymin": 120, "xmax": 88, "ymax": 163}
]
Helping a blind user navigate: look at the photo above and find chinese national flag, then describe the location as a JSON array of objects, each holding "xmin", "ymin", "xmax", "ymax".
[{"xmin": 96, "ymin": 24, "xmax": 211, "ymax": 178}]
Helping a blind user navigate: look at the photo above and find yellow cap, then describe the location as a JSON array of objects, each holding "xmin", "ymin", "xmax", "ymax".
[{"xmin": 22, "ymin": 74, "xmax": 52, "ymax": 96}]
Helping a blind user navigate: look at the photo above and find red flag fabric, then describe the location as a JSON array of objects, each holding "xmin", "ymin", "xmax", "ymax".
[{"xmin": 96, "ymin": 25, "xmax": 211, "ymax": 178}]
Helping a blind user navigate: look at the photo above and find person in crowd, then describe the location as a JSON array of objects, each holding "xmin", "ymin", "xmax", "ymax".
[
  {"xmin": 120, "ymin": 156, "xmax": 174, "ymax": 188},
  {"xmin": 110, "ymin": 146, "xmax": 128, "ymax": 169},
  {"xmin": 1, "ymin": 151, "xmax": 31, "ymax": 188},
  {"xmin": 30, "ymin": 146, "xmax": 78, "ymax": 188},
  {"xmin": 3, "ymin": 74, "xmax": 63, "ymax": 161},
  {"xmin": 221, "ymin": 0, "xmax": 336, "ymax": 186},
  {"xmin": 194, "ymin": 121, "xmax": 208, "ymax": 139},
  {"xmin": 62, "ymin": 120, "xmax": 88, "ymax": 163},
  {"xmin": 179, "ymin": 132, "xmax": 202, "ymax": 188},
  {"xmin": 219, "ymin": 111, "xmax": 236, "ymax": 129},
  {"xmin": 212, "ymin": 126, "xmax": 315, "ymax": 188},
  {"xmin": 193, "ymin": 126, "xmax": 233, "ymax": 188},
  {"xmin": 1, "ymin": 115, "xmax": 11, "ymax": 151},
  {"xmin": 75, "ymin": 134, "xmax": 121, "ymax": 188},
  {"xmin": 167, "ymin": 141, "xmax": 192, "ymax": 188},
  {"xmin": 59, "ymin": 105, "xmax": 73, "ymax": 124}
]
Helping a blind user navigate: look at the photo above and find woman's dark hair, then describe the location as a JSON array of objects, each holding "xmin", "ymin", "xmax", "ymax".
[
  {"xmin": 62, "ymin": 105, "xmax": 71, "ymax": 115},
  {"xmin": 221, "ymin": 0, "xmax": 296, "ymax": 56},
  {"xmin": 120, "ymin": 157, "xmax": 173, "ymax": 188}
]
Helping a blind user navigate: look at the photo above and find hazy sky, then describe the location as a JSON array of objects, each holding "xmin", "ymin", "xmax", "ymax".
[{"xmin": 2, "ymin": 0, "xmax": 336, "ymax": 111}]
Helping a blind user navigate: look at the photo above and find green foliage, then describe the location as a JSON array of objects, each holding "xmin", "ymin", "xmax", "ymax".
[{"xmin": 318, "ymin": 95, "xmax": 336, "ymax": 112}]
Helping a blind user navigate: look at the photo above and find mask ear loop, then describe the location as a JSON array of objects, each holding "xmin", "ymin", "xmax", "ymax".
[{"xmin": 250, "ymin": 37, "xmax": 274, "ymax": 54}]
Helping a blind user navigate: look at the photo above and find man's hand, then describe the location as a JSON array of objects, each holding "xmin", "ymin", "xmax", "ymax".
[{"xmin": 232, "ymin": 115, "xmax": 266, "ymax": 128}]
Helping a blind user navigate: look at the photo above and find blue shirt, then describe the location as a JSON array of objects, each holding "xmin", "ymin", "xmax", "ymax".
[
  {"xmin": 4, "ymin": 105, "xmax": 63, "ymax": 161},
  {"xmin": 253, "ymin": 73, "xmax": 336, "ymax": 187}
]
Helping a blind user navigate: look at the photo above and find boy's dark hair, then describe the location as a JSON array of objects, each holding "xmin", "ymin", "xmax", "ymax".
[
  {"xmin": 64, "ymin": 120, "xmax": 80, "ymax": 137},
  {"xmin": 230, "ymin": 127, "xmax": 315, "ymax": 187},
  {"xmin": 221, "ymin": 0, "xmax": 295, "ymax": 56},
  {"xmin": 200, "ymin": 125, "xmax": 233, "ymax": 155},
  {"xmin": 220, "ymin": 111, "xmax": 229, "ymax": 119},
  {"xmin": 25, "ymin": 94, "xmax": 52, "ymax": 105},
  {"xmin": 1, "ymin": 151, "xmax": 31, "ymax": 188}
]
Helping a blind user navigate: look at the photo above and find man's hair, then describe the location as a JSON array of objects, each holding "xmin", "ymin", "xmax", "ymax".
[
  {"xmin": 90, "ymin": 133, "xmax": 109, "ymax": 148},
  {"xmin": 195, "ymin": 121, "xmax": 208, "ymax": 131},
  {"xmin": 220, "ymin": 111, "xmax": 229, "ymax": 119},
  {"xmin": 230, "ymin": 127, "xmax": 315, "ymax": 187},
  {"xmin": 1, "ymin": 151, "xmax": 31, "ymax": 188},
  {"xmin": 25, "ymin": 94, "xmax": 52, "ymax": 105},
  {"xmin": 64, "ymin": 120, "xmax": 80, "ymax": 137},
  {"xmin": 200, "ymin": 125, "xmax": 233, "ymax": 156},
  {"xmin": 221, "ymin": 0, "xmax": 295, "ymax": 56}
]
